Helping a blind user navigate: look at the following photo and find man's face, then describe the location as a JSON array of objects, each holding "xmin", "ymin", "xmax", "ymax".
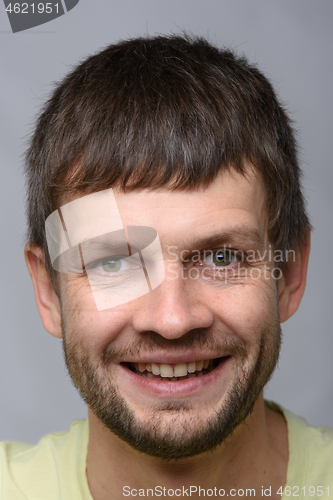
[{"xmin": 60, "ymin": 166, "xmax": 282, "ymax": 459}]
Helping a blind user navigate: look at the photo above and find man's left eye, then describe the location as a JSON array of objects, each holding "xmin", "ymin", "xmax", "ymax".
[{"xmin": 204, "ymin": 250, "xmax": 238, "ymax": 267}]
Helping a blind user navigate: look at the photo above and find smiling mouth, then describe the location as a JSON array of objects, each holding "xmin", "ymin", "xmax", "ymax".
[{"xmin": 127, "ymin": 358, "xmax": 222, "ymax": 381}]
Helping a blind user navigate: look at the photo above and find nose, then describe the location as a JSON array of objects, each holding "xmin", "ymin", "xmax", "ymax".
[{"xmin": 131, "ymin": 267, "xmax": 214, "ymax": 339}]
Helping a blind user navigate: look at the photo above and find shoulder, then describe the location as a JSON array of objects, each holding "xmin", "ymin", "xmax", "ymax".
[
  {"xmin": 267, "ymin": 401, "xmax": 333, "ymax": 489},
  {"xmin": 0, "ymin": 420, "xmax": 90, "ymax": 500},
  {"xmin": 285, "ymin": 406, "xmax": 333, "ymax": 480}
]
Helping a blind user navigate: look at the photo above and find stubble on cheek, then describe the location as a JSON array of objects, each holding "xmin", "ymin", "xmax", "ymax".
[{"xmin": 59, "ymin": 274, "xmax": 282, "ymax": 459}]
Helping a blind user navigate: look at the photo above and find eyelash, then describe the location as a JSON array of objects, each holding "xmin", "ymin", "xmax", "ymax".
[
  {"xmin": 86, "ymin": 255, "xmax": 141, "ymax": 275},
  {"xmin": 88, "ymin": 249, "xmax": 245, "ymax": 269},
  {"xmin": 204, "ymin": 249, "xmax": 242, "ymax": 267},
  {"xmin": 189, "ymin": 249, "xmax": 245, "ymax": 268},
  {"xmin": 83, "ymin": 248, "xmax": 248, "ymax": 290}
]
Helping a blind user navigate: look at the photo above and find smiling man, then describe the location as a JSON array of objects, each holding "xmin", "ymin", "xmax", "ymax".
[{"xmin": 2, "ymin": 35, "xmax": 333, "ymax": 500}]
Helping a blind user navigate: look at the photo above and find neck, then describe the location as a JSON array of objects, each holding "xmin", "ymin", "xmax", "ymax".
[{"xmin": 86, "ymin": 395, "xmax": 288, "ymax": 500}]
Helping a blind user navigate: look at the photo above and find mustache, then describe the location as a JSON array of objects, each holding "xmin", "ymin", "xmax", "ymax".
[{"xmin": 100, "ymin": 329, "xmax": 248, "ymax": 365}]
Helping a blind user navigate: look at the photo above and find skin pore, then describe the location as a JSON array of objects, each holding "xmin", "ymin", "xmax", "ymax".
[{"xmin": 25, "ymin": 164, "xmax": 310, "ymax": 499}]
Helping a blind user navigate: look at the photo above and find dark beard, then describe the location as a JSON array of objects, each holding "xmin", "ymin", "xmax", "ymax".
[{"xmin": 62, "ymin": 315, "xmax": 281, "ymax": 460}]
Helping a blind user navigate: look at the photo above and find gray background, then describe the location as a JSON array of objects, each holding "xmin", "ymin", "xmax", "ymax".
[{"xmin": 1, "ymin": 0, "xmax": 332, "ymax": 443}]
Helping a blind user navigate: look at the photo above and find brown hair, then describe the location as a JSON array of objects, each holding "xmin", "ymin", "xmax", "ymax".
[{"xmin": 25, "ymin": 34, "xmax": 310, "ymax": 281}]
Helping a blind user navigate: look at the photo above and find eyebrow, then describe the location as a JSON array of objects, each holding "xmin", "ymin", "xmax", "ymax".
[
  {"xmin": 176, "ymin": 226, "xmax": 265, "ymax": 254},
  {"xmin": 79, "ymin": 231, "xmax": 155, "ymax": 256},
  {"xmin": 81, "ymin": 236, "xmax": 129, "ymax": 253}
]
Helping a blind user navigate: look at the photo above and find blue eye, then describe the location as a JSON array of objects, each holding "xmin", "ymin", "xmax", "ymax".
[
  {"xmin": 101, "ymin": 257, "xmax": 122, "ymax": 273},
  {"xmin": 212, "ymin": 250, "xmax": 233, "ymax": 267},
  {"xmin": 201, "ymin": 249, "xmax": 238, "ymax": 268}
]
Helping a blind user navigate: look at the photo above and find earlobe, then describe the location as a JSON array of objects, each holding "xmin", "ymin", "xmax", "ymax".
[
  {"xmin": 24, "ymin": 243, "xmax": 63, "ymax": 339},
  {"xmin": 278, "ymin": 231, "xmax": 311, "ymax": 323}
]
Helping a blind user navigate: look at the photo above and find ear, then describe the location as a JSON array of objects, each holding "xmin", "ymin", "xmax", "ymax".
[
  {"xmin": 24, "ymin": 243, "xmax": 63, "ymax": 339},
  {"xmin": 277, "ymin": 231, "xmax": 311, "ymax": 323}
]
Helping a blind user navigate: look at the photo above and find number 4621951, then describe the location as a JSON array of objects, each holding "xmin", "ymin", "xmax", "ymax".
[
  {"xmin": 277, "ymin": 486, "xmax": 330, "ymax": 496},
  {"xmin": 6, "ymin": 3, "xmax": 60, "ymax": 14}
]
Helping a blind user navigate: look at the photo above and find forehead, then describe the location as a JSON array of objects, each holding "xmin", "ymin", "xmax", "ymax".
[
  {"xmin": 59, "ymin": 164, "xmax": 267, "ymax": 249},
  {"xmin": 113, "ymin": 166, "xmax": 267, "ymax": 243}
]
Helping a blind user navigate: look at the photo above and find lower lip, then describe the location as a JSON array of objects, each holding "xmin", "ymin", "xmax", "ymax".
[{"xmin": 119, "ymin": 357, "xmax": 231, "ymax": 397}]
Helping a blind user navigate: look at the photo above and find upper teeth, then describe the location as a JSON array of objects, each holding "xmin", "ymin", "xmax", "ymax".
[{"xmin": 133, "ymin": 360, "xmax": 211, "ymax": 378}]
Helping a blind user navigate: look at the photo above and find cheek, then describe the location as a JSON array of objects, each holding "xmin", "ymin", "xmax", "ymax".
[
  {"xmin": 206, "ymin": 278, "xmax": 279, "ymax": 343},
  {"xmin": 63, "ymin": 307, "xmax": 135, "ymax": 357},
  {"xmin": 60, "ymin": 277, "xmax": 133, "ymax": 349}
]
